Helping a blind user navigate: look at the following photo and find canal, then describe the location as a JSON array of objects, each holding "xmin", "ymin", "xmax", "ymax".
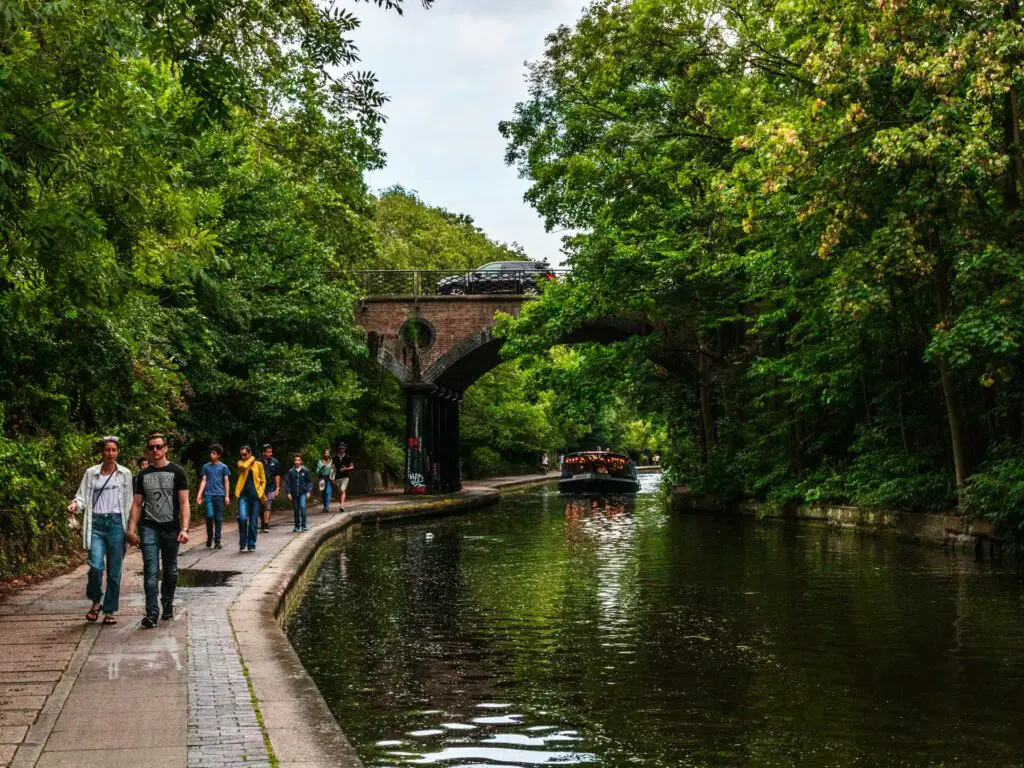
[{"xmin": 286, "ymin": 477, "xmax": 1024, "ymax": 767}]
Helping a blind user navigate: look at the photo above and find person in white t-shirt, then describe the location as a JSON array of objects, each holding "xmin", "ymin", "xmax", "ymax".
[{"xmin": 68, "ymin": 437, "xmax": 134, "ymax": 625}]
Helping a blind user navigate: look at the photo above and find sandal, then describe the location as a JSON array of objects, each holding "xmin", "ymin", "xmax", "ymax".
[
  {"xmin": 102, "ymin": 615, "xmax": 117, "ymax": 625},
  {"xmin": 86, "ymin": 607, "xmax": 100, "ymax": 622}
]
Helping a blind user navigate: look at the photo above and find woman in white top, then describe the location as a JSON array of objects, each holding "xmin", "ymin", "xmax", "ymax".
[
  {"xmin": 315, "ymin": 449, "xmax": 335, "ymax": 512},
  {"xmin": 68, "ymin": 437, "xmax": 134, "ymax": 624}
]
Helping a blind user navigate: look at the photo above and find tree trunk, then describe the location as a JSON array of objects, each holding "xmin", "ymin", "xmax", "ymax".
[
  {"xmin": 793, "ymin": 415, "xmax": 804, "ymax": 472},
  {"xmin": 933, "ymin": 262, "xmax": 971, "ymax": 487},
  {"xmin": 1005, "ymin": 89, "xmax": 1023, "ymax": 209},
  {"xmin": 1019, "ymin": 393, "xmax": 1024, "ymax": 441},
  {"xmin": 699, "ymin": 347, "xmax": 715, "ymax": 458},
  {"xmin": 1011, "ymin": 4, "xmax": 1023, "ymax": 130},
  {"xmin": 860, "ymin": 373, "xmax": 872, "ymax": 426},
  {"xmin": 1006, "ymin": 1, "xmax": 1024, "ymax": 210},
  {"xmin": 897, "ymin": 389, "xmax": 909, "ymax": 453},
  {"xmin": 937, "ymin": 358, "xmax": 970, "ymax": 487}
]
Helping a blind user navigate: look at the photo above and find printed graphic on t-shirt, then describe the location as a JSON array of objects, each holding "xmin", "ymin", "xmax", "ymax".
[
  {"xmin": 142, "ymin": 471, "xmax": 176, "ymax": 524},
  {"xmin": 262, "ymin": 458, "xmax": 281, "ymax": 482}
]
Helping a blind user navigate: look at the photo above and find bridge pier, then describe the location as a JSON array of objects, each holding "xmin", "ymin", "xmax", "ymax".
[{"xmin": 403, "ymin": 385, "xmax": 463, "ymax": 495}]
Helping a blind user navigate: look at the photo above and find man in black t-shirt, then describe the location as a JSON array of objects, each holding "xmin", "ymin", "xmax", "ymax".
[
  {"xmin": 332, "ymin": 443, "xmax": 355, "ymax": 513},
  {"xmin": 260, "ymin": 444, "xmax": 282, "ymax": 532},
  {"xmin": 127, "ymin": 432, "xmax": 190, "ymax": 628}
]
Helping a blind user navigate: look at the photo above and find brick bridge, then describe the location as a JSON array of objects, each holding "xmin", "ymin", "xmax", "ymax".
[{"xmin": 356, "ymin": 272, "xmax": 653, "ymax": 494}]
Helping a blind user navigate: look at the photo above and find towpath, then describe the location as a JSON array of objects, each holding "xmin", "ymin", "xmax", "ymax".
[{"xmin": 0, "ymin": 474, "xmax": 553, "ymax": 768}]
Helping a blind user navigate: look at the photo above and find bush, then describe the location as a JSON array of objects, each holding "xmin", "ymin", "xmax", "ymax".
[
  {"xmin": 465, "ymin": 447, "xmax": 502, "ymax": 479},
  {"xmin": 960, "ymin": 448, "xmax": 1024, "ymax": 552},
  {"xmin": 359, "ymin": 430, "xmax": 405, "ymax": 477},
  {"xmin": 0, "ymin": 434, "xmax": 85, "ymax": 580}
]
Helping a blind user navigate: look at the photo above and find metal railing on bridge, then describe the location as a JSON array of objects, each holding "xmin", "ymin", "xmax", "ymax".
[{"xmin": 358, "ymin": 268, "xmax": 569, "ymax": 298}]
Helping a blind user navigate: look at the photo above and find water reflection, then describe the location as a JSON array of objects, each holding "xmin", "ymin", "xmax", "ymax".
[
  {"xmin": 288, "ymin": 481, "xmax": 1024, "ymax": 768},
  {"xmin": 369, "ymin": 705, "xmax": 595, "ymax": 767},
  {"xmin": 562, "ymin": 495, "xmax": 631, "ymax": 521},
  {"xmin": 562, "ymin": 494, "xmax": 639, "ymax": 646}
]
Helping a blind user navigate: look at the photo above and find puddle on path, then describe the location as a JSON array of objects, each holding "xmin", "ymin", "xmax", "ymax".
[{"xmin": 176, "ymin": 569, "xmax": 241, "ymax": 587}]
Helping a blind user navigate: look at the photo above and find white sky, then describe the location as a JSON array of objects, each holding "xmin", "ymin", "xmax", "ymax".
[{"xmin": 350, "ymin": 0, "xmax": 587, "ymax": 265}]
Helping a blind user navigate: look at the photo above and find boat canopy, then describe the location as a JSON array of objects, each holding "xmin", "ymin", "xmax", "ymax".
[{"xmin": 561, "ymin": 451, "xmax": 637, "ymax": 480}]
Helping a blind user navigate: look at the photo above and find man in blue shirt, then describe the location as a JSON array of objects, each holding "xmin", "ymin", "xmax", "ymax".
[
  {"xmin": 260, "ymin": 444, "xmax": 281, "ymax": 531},
  {"xmin": 196, "ymin": 444, "xmax": 231, "ymax": 548}
]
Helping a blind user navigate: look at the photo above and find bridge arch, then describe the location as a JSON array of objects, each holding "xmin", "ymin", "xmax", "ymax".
[
  {"xmin": 356, "ymin": 285, "xmax": 659, "ymax": 494},
  {"xmin": 423, "ymin": 317, "xmax": 656, "ymax": 391}
]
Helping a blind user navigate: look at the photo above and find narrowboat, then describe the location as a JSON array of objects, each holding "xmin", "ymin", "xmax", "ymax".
[{"xmin": 558, "ymin": 451, "xmax": 641, "ymax": 494}]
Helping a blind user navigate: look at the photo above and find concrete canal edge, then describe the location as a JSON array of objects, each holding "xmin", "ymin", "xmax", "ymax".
[
  {"xmin": 671, "ymin": 491, "xmax": 1002, "ymax": 555},
  {"xmin": 229, "ymin": 476, "xmax": 557, "ymax": 768}
]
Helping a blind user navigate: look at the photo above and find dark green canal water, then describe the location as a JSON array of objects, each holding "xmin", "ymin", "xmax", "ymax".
[{"xmin": 286, "ymin": 478, "xmax": 1024, "ymax": 767}]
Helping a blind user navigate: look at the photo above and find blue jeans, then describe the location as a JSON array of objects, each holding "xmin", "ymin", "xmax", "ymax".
[
  {"xmin": 204, "ymin": 496, "xmax": 224, "ymax": 543},
  {"xmin": 321, "ymin": 478, "xmax": 332, "ymax": 511},
  {"xmin": 141, "ymin": 525, "xmax": 179, "ymax": 618},
  {"xmin": 87, "ymin": 515, "xmax": 125, "ymax": 613},
  {"xmin": 237, "ymin": 492, "xmax": 260, "ymax": 549},
  {"xmin": 292, "ymin": 494, "xmax": 307, "ymax": 530}
]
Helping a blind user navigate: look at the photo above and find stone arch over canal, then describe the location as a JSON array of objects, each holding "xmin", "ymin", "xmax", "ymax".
[{"xmin": 356, "ymin": 288, "xmax": 655, "ymax": 495}]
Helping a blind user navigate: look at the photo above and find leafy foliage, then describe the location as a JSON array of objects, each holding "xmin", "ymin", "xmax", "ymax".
[
  {"xmin": 373, "ymin": 187, "xmax": 527, "ymax": 270},
  {"xmin": 0, "ymin": 430, "xmax": 83, "ymax": 579},
  {"xmin": 960, "ymin": 444, "xmax": 1024, "ymax": 553},
  {"xmin": 0, "ymin": 0, "xmax": 444, "ymax": 578},
  {"xmin": 501, "ymin": 0, "xmax": 1024, "ymax": 538}
]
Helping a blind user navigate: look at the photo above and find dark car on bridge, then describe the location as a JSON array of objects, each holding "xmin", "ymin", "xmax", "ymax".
[{"xmin": 435, "ymin": 261, "xmax": 556, "ymax": 295}]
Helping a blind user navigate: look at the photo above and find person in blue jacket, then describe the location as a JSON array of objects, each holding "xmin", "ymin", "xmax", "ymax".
[{"xmin": 285, "ymin": 454, "xmax": 314, "ymax": 533}]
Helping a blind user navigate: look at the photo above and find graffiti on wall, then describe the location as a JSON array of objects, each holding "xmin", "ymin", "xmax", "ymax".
[{"xmin": 405, "ymin": 436, "xmax": 426, "ymax": 493}]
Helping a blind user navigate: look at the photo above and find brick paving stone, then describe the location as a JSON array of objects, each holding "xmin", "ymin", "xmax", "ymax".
[
  {"xmin": 0, "ymin": 684, "xmax": 55, "ymax": 698},
  {"xmin": 0, "ymin": 697, "xmax": 46, "ymax": 711},
  {"xmin": 0, "ymin": 673, "xmax": 62, "ymax": 685},
  {"xmin": 0, "ymin": 726, "xmax": 27, "ymax": 745},
  {"xmin": 0, "ymin": 663, "xmax": 67, "ymax": 674},
  {"xmin": 0, "ymin": 714, "xmax": 34, "ymax": 728}
]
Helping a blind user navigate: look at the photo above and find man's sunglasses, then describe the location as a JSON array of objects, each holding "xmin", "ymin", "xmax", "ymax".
[{"xmin": 146, "ymin": 443, "xmax": 166, "ymax": 451}]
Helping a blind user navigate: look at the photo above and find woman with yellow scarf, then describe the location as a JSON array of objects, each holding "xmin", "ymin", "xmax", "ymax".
[{"xmin": 235, "ymin": 445, "xmax": 266, "ymax": 552}]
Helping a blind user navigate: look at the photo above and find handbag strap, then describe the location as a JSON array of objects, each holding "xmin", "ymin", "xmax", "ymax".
[{"xmin": 92, "ymin": 468, "xmax": 116, "ymax": 507}]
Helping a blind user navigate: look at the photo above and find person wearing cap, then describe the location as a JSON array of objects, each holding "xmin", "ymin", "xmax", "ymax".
[
  {"xmin": 68, "ymin": 436, "xmax": 134, "ymax": 625},
  {"xmin": 331, "ymin": 442, "xmax": 355, "ymax": 513},
  {"xmin": 259, "ymin": 444, "xmax": 281, "ymax": 532}
]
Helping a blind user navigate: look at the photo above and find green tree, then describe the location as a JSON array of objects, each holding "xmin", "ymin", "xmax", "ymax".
[
  {"xmin": 501, "ymin": 0, "xmax": 1024, "ymax": 533},
  {"xmin": 0, "ymin": 0, "xmax": 432, "ymax": 577},
  {"xmin": 373, "ymin": 187, "xmax": 526, "ymax": 270}
]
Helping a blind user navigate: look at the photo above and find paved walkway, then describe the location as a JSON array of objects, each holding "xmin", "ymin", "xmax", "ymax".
[{"xmin": 0, "ymin": 475, "xmax": 553, "ymax": 768}]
